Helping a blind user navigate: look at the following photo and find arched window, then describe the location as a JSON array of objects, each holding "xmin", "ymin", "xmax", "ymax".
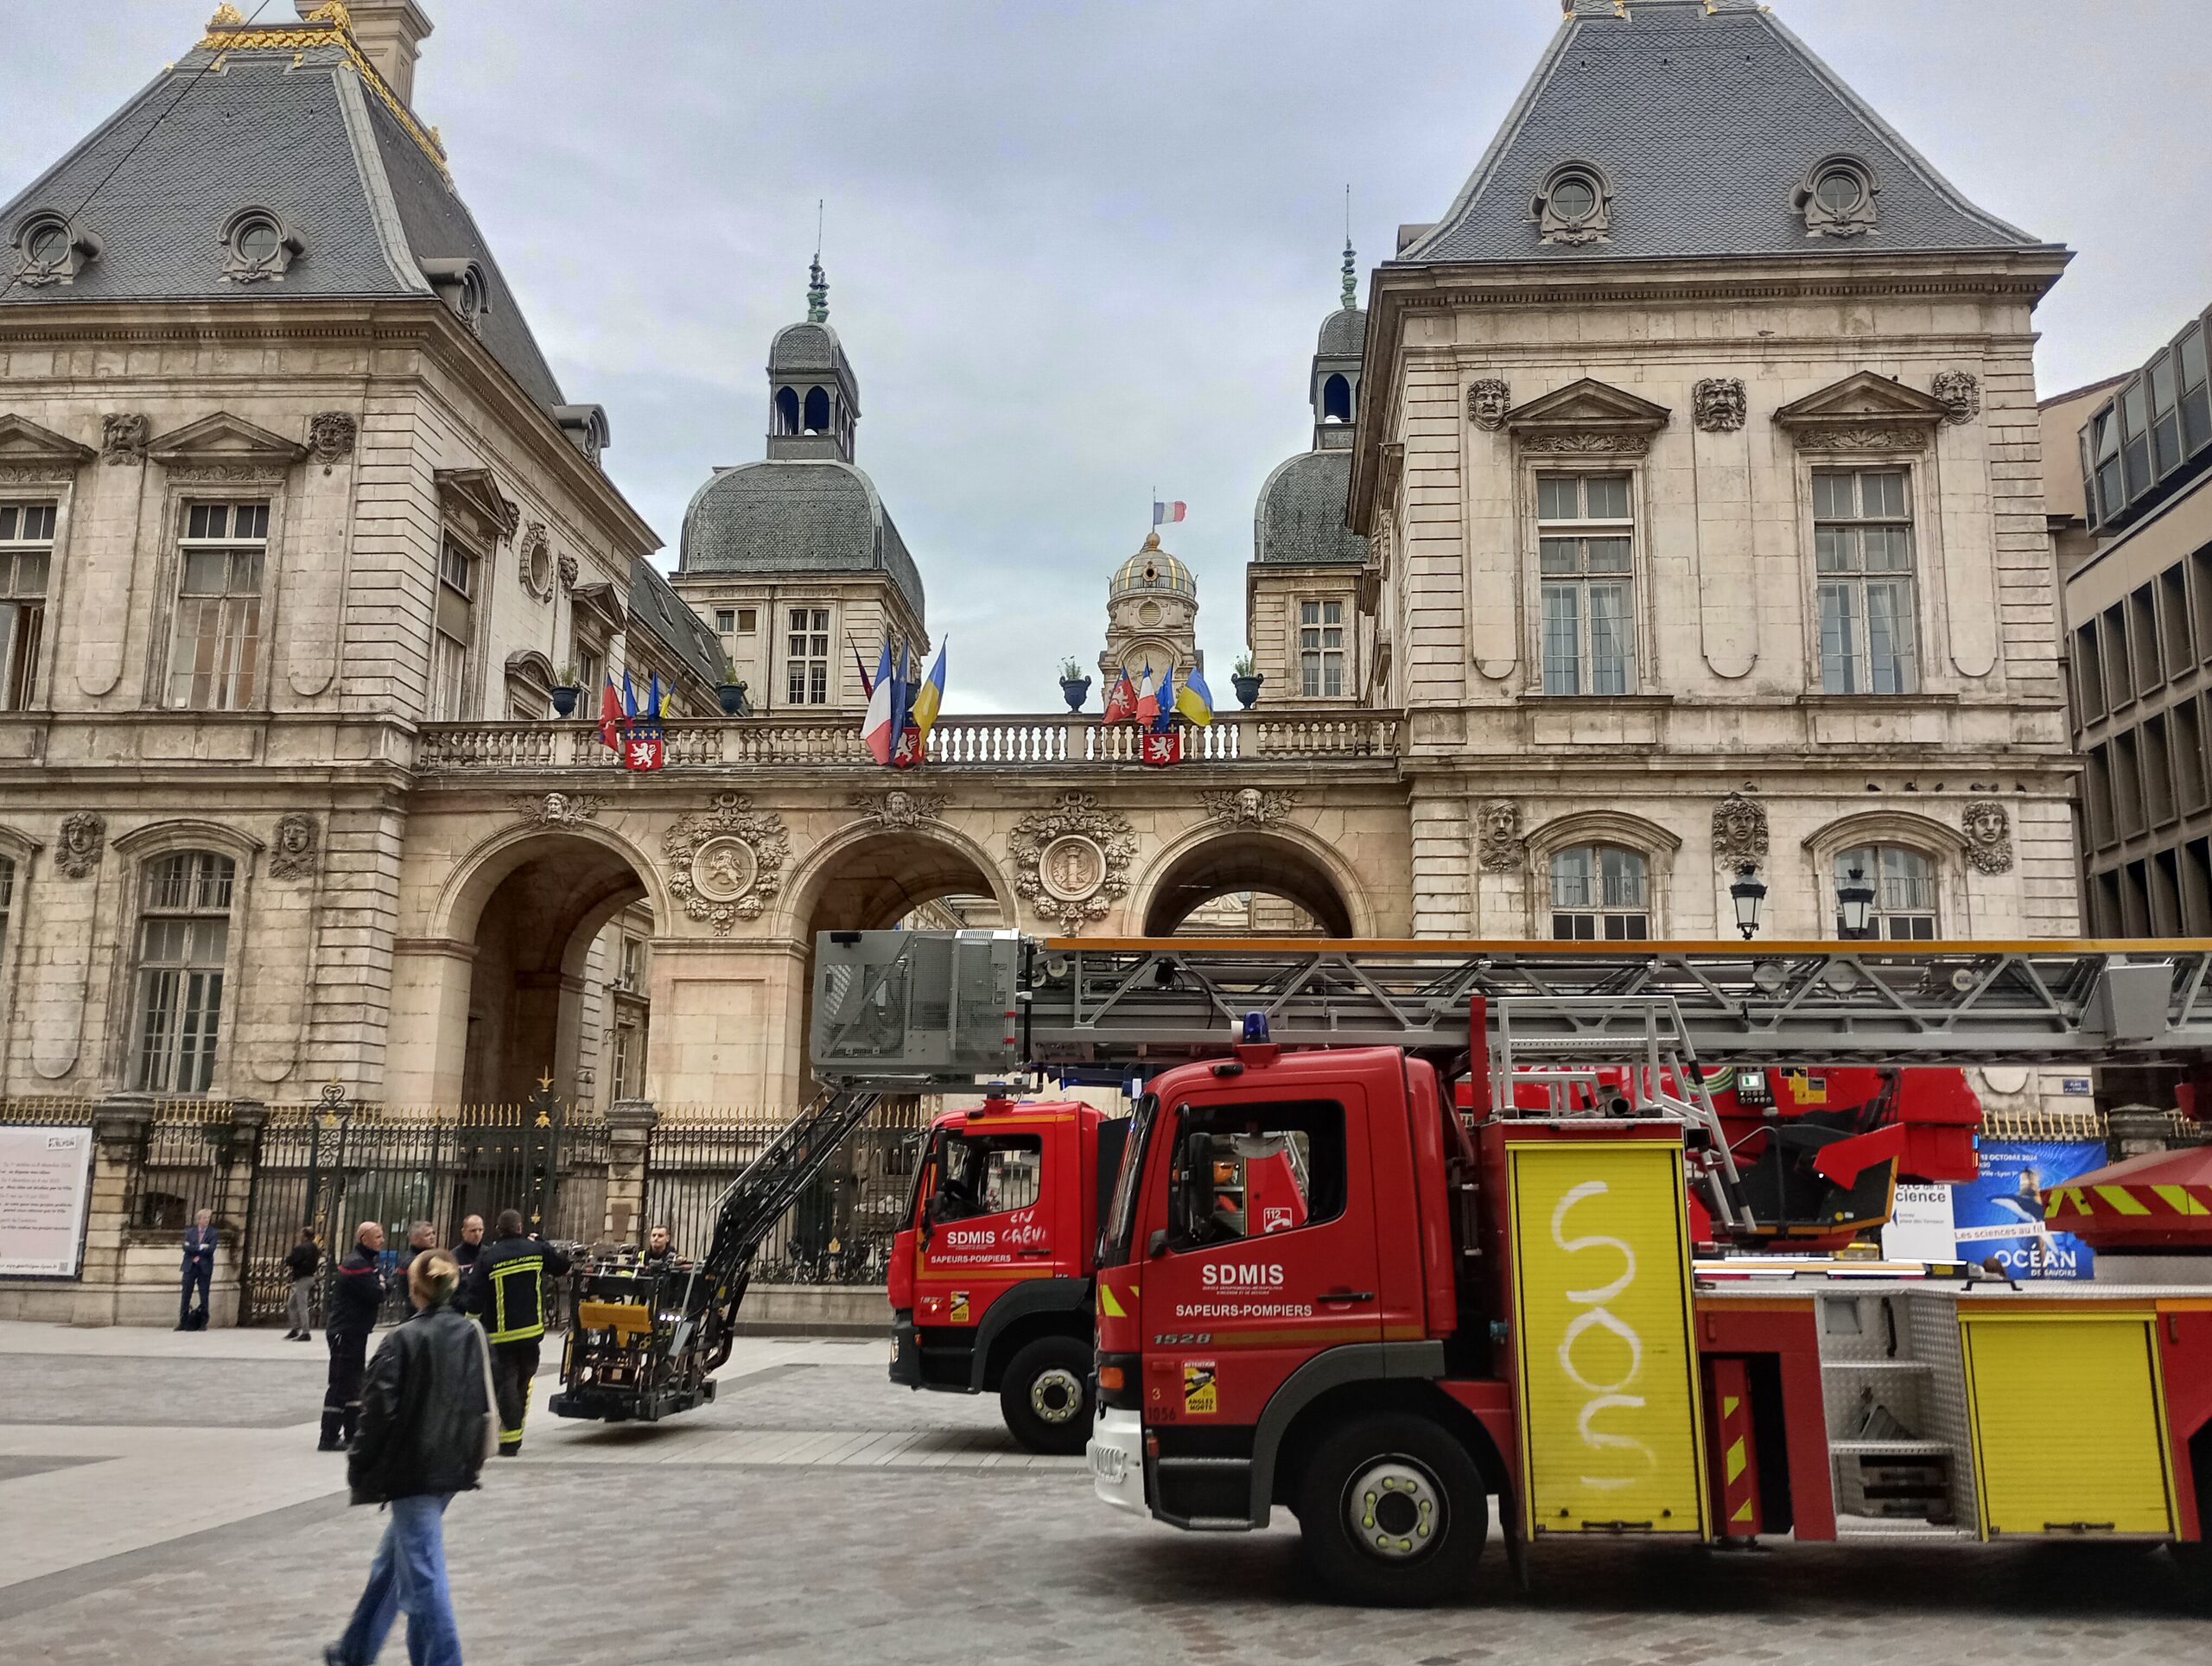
[
  {"xmin": 134, "ymin": 850, "xmax": 235, "ymax": 1093},
  {"xmin": 1322, "ymin": 373, "xmax": 1352, "ymax": 423},
  {"xmin": 1834, "ymin": 844, "xmax": 1936, "ymax": 940},
  {"xmin": 803, "ymin": 386, "xmax": 831, "ymax": 433},
  {"xmin": 774, "ymin": 387, "xmax": 801, "ymax": 436},
  {"xmin": 1550, "ymin": 844, "xmax": 1648, "ymax": 941}
]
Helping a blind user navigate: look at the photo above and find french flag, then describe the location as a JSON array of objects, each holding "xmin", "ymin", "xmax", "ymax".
[
  {"xmin": 1133, "ymin": 662, "xmax": 1160, "ymax": 724},
  {"xmin": 861, "ymin": 640, "xmax": 895, "ymax": 764},
  {"xmin": 1151, "ymin": 499, "xmax": 1185, "ymax": 527}
]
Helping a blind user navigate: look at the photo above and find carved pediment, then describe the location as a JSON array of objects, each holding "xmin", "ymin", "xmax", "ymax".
[
  {"xmin": 1772, "ymin": 372, "xmax": 1948, "ymax": 452},
  {"xmin": 569, "ymin": 580, "xmax": 627, "ymax": 639},
  {"xmin": 1504, "ymin": 378, "xmax": 1671, "ymax": 455},
  {"xmin": 0, "ymin": 412, "xmax": 95, "ymax": 468},
  {"xmin": 146, "ymin": 410, "xmax": 308, "ymax": 468},
  {"xmin": 432, "ymin": 466, "xmax": 521, "ymax": 547}
]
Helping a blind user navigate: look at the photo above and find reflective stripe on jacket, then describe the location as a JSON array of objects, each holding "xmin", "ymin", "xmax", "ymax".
[{"xmin": 466, "ymin": 1234, "xmax": 569, "ymax": 1344}]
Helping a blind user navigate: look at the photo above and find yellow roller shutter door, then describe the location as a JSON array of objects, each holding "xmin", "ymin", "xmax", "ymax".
[
  {"xmin": 1961, "ymin": 1312, "xmax": 2175, "ymax": 1537},
  {"xmin": 1509, "ymin": 1141, "xmax": 1707, "ymax": 1538}
]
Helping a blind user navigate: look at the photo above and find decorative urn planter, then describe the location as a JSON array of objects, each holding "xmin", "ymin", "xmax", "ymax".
[
  {"xmin": 550, "ymin": 685, "xmax": 581, "ymax": 718},
  {"xmin": 1231, "ymin": 672, "xmax": 1263, "ymax": 710},
  {"xmin": 1060, "ymin": 677, "xmax": 1092, "ymax": 713},
  {"xmin": 716, "ymin": 681, "xmax": 749, "ymax": 716}
]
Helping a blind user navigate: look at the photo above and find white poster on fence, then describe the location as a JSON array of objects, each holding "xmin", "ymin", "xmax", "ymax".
[{"xmin": 0, "ymin": 1124, "xmax": 95, "ymax": 1277}]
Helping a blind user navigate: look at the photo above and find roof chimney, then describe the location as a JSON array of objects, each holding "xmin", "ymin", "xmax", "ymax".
[{"xmin": 301, "ymin": 2, "xmax": 435, "ymax": 108}]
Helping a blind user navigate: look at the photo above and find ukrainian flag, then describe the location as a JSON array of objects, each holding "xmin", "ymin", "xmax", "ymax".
[
  {"xmin": 911, "ymin": 641, "xmax": 948, "ymax": 740},
  {"xmin": 1174, "ymin": 665, "xmax": 1214, "ymax": 727}
]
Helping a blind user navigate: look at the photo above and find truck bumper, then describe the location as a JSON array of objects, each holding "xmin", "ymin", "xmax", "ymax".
[
  {"xmin": 888, "ymin": 1311, "xmax": 920, "ymax": 1388},
  {"xmin": 1088, "ymin": 1408, "xmax": 1146, "ymax": 1516}
]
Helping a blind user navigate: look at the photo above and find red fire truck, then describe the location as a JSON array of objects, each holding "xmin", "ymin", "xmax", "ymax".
[
  {"xmin": 888, "ymin": 1096, "xmax": 1128, "ymax": 1452},
  {"xmin": 810, "ymin": 932, "xmax": 2212, "ymax": 1605}
]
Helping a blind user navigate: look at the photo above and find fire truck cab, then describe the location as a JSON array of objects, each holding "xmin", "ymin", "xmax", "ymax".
[
  {"xmin": 1088, "ymin": 1041, "xmax": 2212, "ymax": 1604},
  {"xmin": 887, "ymin": 1093, "xmax": 1128, "ymax": 1453}
]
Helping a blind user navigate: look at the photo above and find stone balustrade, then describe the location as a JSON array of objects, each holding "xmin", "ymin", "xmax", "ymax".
[{"xmin": 414, "ymin": 709, "xmax": 1401, "ymax": 773}]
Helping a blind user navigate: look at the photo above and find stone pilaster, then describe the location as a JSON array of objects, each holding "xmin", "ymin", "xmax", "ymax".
[
  {"xmin": 70, "ymin": 1098, "xmax": 152, "ymax": 1326},
  {"xmin": 603, "ymin": 1098, "xmax": 658, "ymax": 1247}
]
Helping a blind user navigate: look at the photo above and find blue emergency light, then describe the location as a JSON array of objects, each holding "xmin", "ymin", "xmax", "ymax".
[{"xmin": 1241, "ymin": 1011, "xmax": 1270, "ymax": 1043}]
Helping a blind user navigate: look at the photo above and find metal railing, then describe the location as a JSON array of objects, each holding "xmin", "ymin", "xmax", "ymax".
[
  {"xmin": 414, "ymin": 708, "xmax": 1401, "ymax": 773},
  {"xmin": 644, "ymin": 1102, "xmax": 927, "ymax": 1286}
]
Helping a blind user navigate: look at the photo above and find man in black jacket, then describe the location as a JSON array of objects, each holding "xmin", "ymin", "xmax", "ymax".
[
  {"xmin": 283, "ymin": 1227, "xmax": 322, "ymax": 1341},
  {"xmin": 326, "ymin": 1250, "xmax": 489, "ymax": 1666},
  {"xmin": 454, "ymin": 1215, "xmax": 485, "ymax": 1271},
  {"xmin": 461, "ymin": 1209, "xmax": 569, "ymax": 1456},
  {"xmin": 320, "ymin": 1221, "xmax": 386, "ymax": 1452}
]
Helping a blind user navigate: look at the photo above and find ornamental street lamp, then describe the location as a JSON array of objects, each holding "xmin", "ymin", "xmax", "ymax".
[
  {"xmin": 1837, "ymin": 864, "xmax": 1877, "ymax": 939},
  {"xmin": 1729, "ymin": 863, "xmax": 1767, "ymax": 941}
]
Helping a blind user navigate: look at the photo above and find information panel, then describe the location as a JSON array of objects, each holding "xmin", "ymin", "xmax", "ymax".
[{"xmin": 0, "ymin": 1124, "xmax": 96, "ymax": 1278}]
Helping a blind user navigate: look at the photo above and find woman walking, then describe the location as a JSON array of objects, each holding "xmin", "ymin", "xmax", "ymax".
[{"xmin": 326, "ymin": 1250, "xmax": 493, "ymax": 1666}]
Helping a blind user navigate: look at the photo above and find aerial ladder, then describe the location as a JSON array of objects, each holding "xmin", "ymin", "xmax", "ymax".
[{"xmin": 554, "ymin": 929, "xmax": 2212, "ymax": 1434}]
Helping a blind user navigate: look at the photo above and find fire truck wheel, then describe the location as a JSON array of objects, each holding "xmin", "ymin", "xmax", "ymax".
[
  {"xmin": 1000, "ymin": 1336, "xmax": 1093, "ymax": 1455},
  {"xmin": 1296, "ymin": 1414, "xmax": 1487, "ymax": 1606}
]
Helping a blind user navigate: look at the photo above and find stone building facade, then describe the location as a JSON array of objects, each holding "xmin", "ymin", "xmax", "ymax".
[
  {"xmin": 0, "ymin": 0, "xmax": 2085, "ymax": 1157},
  {"xmin": 1346, "ymin": 0, "xmax": 2078, "ymax": 965}
]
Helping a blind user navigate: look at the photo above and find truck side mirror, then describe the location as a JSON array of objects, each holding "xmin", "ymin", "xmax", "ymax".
[{"xmin": 1147, "ymin": 1229, "xmax": 1169, "ymax": 1260}]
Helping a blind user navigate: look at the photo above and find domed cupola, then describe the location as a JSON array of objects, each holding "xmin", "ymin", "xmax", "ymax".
[
  {"xmin": 1100, "ymin": 531, "xmax": 1201, "ymax": 688},
  {"xmin": 766, "ymin": 255, "xmax": 860, "ymax": 462},
  {"xmin": 1310, "ymin": 239, "xmax": 1365, "ymax": 451}
]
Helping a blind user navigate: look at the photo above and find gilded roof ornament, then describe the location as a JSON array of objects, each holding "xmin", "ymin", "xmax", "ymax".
[{"xmin": 207, "ymin": 3, "xmax": 246, "ymax": 24}]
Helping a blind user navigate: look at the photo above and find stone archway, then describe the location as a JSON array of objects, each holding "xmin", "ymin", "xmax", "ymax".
[
  {"xmin": 1135, "ymin": 830, "xmax": 1362, "ymax": 938},
  {"xmin": 460, "ymin": 831, "xmax": 654, "ymax": 1104}
]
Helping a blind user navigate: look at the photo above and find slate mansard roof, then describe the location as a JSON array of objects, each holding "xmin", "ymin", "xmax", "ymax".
[
  {"xmin": 629, "ymin": 556, "xmax": 728, "ymax": 690},
  {"xmin": 680, "ymin": 460, "xmax": 925, "ymax": 620},
  {"xmin": 0, "ymin": 35, "xmax": 564, "ymax": 409},
  {"xmin": 1400, "ymin": 0, "xmax": 2044, "ymax": 266},
  {"xmin": 1255, "ymin": 449, "xmax": 1367, "ymax": 567}
]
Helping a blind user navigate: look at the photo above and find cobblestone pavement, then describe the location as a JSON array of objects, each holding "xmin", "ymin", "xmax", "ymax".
[{"xmin": 2, "ymin": 1322, "xmax": 2205, "ymax": 1665}]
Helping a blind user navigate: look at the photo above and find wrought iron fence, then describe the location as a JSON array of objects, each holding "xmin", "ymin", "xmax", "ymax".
[
  {"xmin": 238, "ymin": 1091, "xmax": 607, "ymax": 1327},
  {"xmin": 644, "ymin": 1102, "xmax": 928, "ymax": 1285},
  {"xmin": 126, "ymin": 1099, "xmax": 244, "ymax": 1231}
]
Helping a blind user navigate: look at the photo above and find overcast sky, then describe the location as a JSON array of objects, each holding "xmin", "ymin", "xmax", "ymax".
[{"xmin": 7, "ymin": 1, "xmax": 2210, "ymax": 710}]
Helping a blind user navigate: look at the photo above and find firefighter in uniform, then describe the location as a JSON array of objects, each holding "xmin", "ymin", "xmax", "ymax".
[
  {"xmin": 464, "ymin": 1208, "xmax": 570, "ymax": 1455},
  {"xmin": 320, "ymin": 1220, "xmax": 387, "ymax": 1451}
]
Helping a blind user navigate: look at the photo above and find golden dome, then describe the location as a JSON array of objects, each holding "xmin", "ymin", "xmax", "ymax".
[{"xmin": 1110, "ymin": 531, "xmax": 1196, "ymax": 599}]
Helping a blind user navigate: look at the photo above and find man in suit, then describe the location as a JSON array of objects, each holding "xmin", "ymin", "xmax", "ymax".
[{"xmin": 177, "ymin": 1207, "xmax": 217, "ymax": 1330}]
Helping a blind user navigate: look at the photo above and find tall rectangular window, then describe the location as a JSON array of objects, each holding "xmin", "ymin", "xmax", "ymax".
[
  {"xmin": 2130, "ymin": 582, "xmax": 2161, "ymax": 696},
  {"xmin": 2162, "ymin": 564, "xmax": 2193, "ymax": 677},
  {"xmin": 429, "ymin": 536, "xmax": 476, "ymax": 721},
  {"xmin": 0, "ymin": 502, "xmax": 54, "ymax": 711},
  {"xmin": 785, "ymin": 607, "xmax": 830, "ymax": 705},
  {"xmin": 2121, "ymin": 380, "xmax": 2152, "ymax": 496},
  {"xmin": 2074, "ymin": 621, "xmax": 2106, "ymax": 723},
  {"xmin": 2145, "ymin": 712, "xmax": 2177, "ymax": 825},
  {"xmin": 1536, "ymin": 472, "xmax": 1634, "ymax": 696},
  {"xmin": 166, "ymin": 501, "xmax": 267, "ymax": 710},
  {"xmin": 2090, "ymin": 406, "xmax": 2124, "ymax": 522},
  {"xmin": 2177, "ymin": 696, "xmax": 2209, "ymax": 813},
  {"xmin": 1299, "ymin": 599, "xmax": 1346, "ymax": 696},
  {"xmin": 2151, "ymin": 351, "xmax": 2183, "ymax": 477},
  {"xmin": 135, "ymin": 851, "xmax": 234, "ymax": 1094},
  {"xmin": 2180, "ymin": 325, "xmax": 2211, "ymax": 456},
  {"xmin": 1814, "ymin": 468, "xmax": 1917, "ymax": 695}
]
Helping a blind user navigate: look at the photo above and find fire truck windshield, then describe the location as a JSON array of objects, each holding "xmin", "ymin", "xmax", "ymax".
[{"xmin": 1097, "ymin": 1092, "xmax": 1158, "ymax": 1268}]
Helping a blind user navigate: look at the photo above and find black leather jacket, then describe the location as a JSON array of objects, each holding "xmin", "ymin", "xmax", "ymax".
[{"xmin": 347, "ymin": 1303, "xmax": 492, "ymax": 1505}]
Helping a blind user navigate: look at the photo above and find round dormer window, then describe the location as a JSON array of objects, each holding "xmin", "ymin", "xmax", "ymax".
[
  {"xmin": 1548, "ymin": 175, "xmax": 1598, "ymax": 221},
  {"xmin": 221, "ymin": 207, "xmax": 297, "ymax": 283},
  {"xmin": 1813, "ymin": 167, "xmax": 1866, "ymax": 217},
  {"xmin": 25, "ymin": 222, "xmax": 67, "ymax": 268},
  {"xmin": 234, "ymin": 217, "xmax": 281, "ymax": 267}
]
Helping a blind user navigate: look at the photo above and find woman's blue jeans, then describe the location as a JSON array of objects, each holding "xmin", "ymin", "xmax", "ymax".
[{"xmin": 333, "ymin": 1493, "xmax": 461, "ymax": 1666}]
